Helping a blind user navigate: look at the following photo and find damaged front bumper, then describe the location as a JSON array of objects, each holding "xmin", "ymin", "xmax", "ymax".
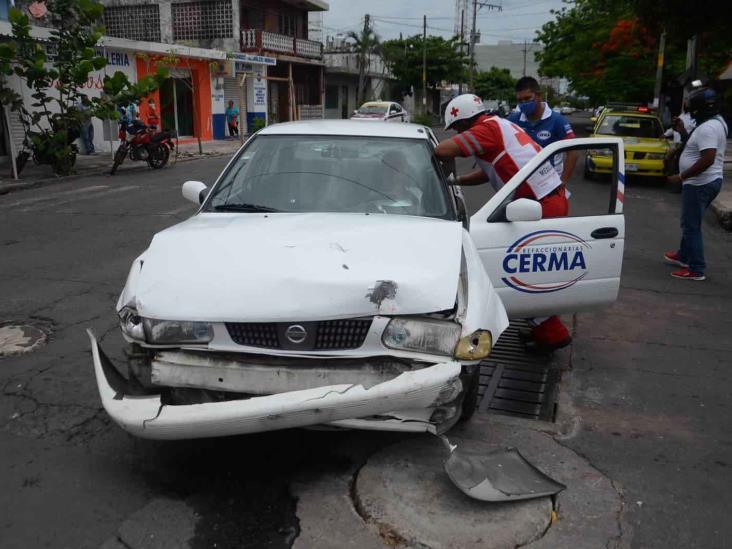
[{"xmin": 88, "ymin": 330, "xmax": 463, "ymax": 440}]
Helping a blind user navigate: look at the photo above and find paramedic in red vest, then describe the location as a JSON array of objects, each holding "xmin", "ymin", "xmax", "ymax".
[
  {"xmin": 435, "ymin": 93, "xmax": 571, "ymax": 352},
  {"xmin": 508, "ymin": 77, "xmax": 579, "ymax": 186}
]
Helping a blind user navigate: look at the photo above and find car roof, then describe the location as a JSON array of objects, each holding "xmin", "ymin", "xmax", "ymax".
[
  {"xmin": 361, "ymin": 101, "xmax": 392, "ymax": 108},
  {"xmin": 258, "ymin": 120, "xmax": 430, "ymax": 139},
  {"xmin": 601, "ymin": 110, "xmax": 661, "ymax": 120}
]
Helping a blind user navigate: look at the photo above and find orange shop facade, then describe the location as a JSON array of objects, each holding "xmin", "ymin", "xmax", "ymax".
[{"xmin": 135, "ymin": 53, "xmax": 218, "ymax": 143}]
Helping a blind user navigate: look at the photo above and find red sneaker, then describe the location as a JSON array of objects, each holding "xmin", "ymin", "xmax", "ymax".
[
  {"xmin": 664, "ymin": 251, "xmax": 688, "ymax": 267},
  {"xmin": 671, "ymin": 269, "xmax": 705, "ymax": 281}
]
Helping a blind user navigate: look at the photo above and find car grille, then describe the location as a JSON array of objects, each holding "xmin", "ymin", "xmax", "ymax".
[
  {"xmin": 226, "ymin": 322, "xmax": 280, "ymax": 348},
  {"xmin": 629, "ymin": 151, "xmax": 646, "ymax": 160},
  {"xmin": 225, "ymin": 319, "xmax": 373, "ymax": 351}
]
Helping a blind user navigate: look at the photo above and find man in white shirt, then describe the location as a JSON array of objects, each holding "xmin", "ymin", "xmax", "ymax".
[{"xmin": 664, "ymin": 87, "xmax": 728, "ymax": 281}]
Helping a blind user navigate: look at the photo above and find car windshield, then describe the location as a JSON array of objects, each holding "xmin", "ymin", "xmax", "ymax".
[
  {"xmin": 597, "ymin": 115, "xmax": 662, "ymax": 138},
  {"xmin": 203, "ymin": 135, "xmax": 453, "ymax": 218},
  {"xmin": 357, "ymin": 105, "xmax": 388, "ymax": 115}
]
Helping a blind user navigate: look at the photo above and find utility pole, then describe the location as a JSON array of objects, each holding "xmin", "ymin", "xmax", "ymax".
[
  {"xmin": 652, "ymin": 31, "xmax": 665, "ymax": 109},
  {"xmin": 459, "ymin": 8, "xmax": 465, "ymax": 94},
  {"xmin": 469, "ymin": 0, "xmax": 477, "ymax": 91},
  {"xmin": 522, "ymin": 40, "xmax": 528, "ymax": 77},
  {"xmin": 357, "ymin": 14, "xmax": 370, "ymax": 105},
  {"xmin": 422, "ymin": 14, "xmax": 427, "ymax": 114},
  {"xmin": 469, "ymin": 1, "xmax": 502, "ymax": 92}
]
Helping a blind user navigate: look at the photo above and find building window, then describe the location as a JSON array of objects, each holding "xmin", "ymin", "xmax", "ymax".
[
  {"xmin": 172, "ymin": 1, "xmax": 233, "ymax": 42},
  {"xmin": 325, "ymin": 85, "xmax": 338, "ymax": 109},
  {"xmin": 279, "ymin": 13, "xmax": 296, "ymax": 37},
  {"xmin": 103, "ymin": 4, "xmax": 161, "ymax": 42}
]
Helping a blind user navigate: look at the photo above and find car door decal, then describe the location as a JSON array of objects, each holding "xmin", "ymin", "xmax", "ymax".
[{"xmin": 501, "ymin": 229, "xmax": 592, "ymax": 294}]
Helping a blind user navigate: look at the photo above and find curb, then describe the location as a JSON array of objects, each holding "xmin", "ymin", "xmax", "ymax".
[
  {"xmin": 711, "ymin": 174, "xmax": 732, "ymax": 231},
  {"xmin": 0, "ymin": 151, "xmax": 231, "ymax": 197}
]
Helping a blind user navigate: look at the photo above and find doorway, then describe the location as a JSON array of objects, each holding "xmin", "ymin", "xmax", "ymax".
[
  {"xmin": 341, "ymin": 85, "xmax": 349, "ymax": 119},
  {"xmin": 160, "ymin": 75, "xmax": 195, "ymax": 137}
]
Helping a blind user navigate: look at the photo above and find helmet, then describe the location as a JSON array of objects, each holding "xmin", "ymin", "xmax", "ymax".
[
  {"xmin": 444, "ymin": 94, "xmax": 486, "ymax": 130},
  {"xmin": 687, "ymin": 87, "xmax": 719, "ymax": 122}
]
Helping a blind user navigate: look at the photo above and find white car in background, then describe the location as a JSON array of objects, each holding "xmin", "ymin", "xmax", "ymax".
[
  {"xmin": 88, "ymin": 120, "xmax": 626, "ymax": 440},
  {"xmin": 351, "ymin": 101, "xmax": 410, "ymax": 123}
]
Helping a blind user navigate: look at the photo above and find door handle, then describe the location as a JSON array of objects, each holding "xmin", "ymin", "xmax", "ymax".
[{"xmin": 591, "ymin": 227, "xmax": 618, "ymax": 239}]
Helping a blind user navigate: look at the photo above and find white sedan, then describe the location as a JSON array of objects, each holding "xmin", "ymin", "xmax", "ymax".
[
  {"xmin": 350, "ymin": 101, "xmax": 410, "ymax": 122},
  {"xmin": 88, "ymin": 121, "xmax": 626, "ymax": 440}
]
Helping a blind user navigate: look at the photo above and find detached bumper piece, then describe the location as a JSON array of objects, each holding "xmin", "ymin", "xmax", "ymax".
[{"xmin": 87, "ymin": 330, "xmax": 462, "ymax": 440}]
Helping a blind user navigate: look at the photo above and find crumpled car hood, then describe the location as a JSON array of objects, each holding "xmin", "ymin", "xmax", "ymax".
[{"xmin": 128, "ymin": 213, "xmax": 464, "ymax": 322}]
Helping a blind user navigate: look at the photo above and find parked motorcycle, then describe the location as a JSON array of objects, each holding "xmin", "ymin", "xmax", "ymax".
[{"xmin": 110, "ymin": 119, "xmax": 176, "ymax": 175}]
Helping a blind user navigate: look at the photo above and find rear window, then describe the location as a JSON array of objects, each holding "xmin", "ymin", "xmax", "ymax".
[{"xmin": 597, "ymin": 115, "xmax": 663, "ymax": 138}]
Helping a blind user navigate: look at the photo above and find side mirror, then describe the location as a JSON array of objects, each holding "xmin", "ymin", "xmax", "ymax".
[
  {"xmin": 182, "ymin": 180, "xmax": 208, "ymax": 205},
  {"xmin": 506, "ymin": 198, "xmax": 542, "ymax": 222},
  {"xmin": 590, "ymin": 116, "xmax": 597, "ymax": 123}
]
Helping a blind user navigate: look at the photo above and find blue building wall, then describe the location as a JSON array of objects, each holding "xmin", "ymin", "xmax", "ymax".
[{"xmin": 212, "ymin": 113, "xmax": 227, "ymax": 139}]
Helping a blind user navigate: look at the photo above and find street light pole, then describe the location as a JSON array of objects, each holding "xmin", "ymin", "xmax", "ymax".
[
  {"xmin": 422, "ymin": 14, "xmax": 427, "ymax": 114},
  {"xmin": 459, "ymin": 8, "xmax": 465, "ymax": 94}
]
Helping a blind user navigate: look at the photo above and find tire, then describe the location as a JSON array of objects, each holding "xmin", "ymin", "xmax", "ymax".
[
  {"xmin": 459, "ymin": 364, "xmax": 481, "ymax": 422},
  {"xmin": 110, "ymin": 144, "xmax": 127, "ymax": 175},
  {"xmin": 147, "ymin": 144, "xmax": 170, "ymax": 169}
]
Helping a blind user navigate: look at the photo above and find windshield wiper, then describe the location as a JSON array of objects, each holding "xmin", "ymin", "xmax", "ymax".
[{"xmin": 213, "ymin": 203, "xmax": 280, "ymax": 212}]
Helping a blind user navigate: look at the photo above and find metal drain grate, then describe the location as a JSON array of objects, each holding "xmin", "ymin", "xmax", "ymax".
[{"xmin": 477, "ymin": 321, "xmax": 560, "ymax": 421}]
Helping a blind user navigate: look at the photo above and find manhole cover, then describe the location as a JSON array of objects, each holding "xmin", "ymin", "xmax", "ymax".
[{"xmin": 0, "ymin": 324, "xmax": 48, "ymax": 357}]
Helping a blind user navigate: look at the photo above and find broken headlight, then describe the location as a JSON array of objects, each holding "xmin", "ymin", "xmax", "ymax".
[
  {"xmin": 454, "ymin": 330, "xmax": 492, "ymax": 360},
  {"xmin": 119, "ymin": 307, "xmax": 144, "ymax": 341},
  {"xmin": 382, "ymin": 318, "xmax": 461, "ymax": 356},
  {"xmin": 142, "ymin": 318, "xmax": 213, "ymax": 345}
]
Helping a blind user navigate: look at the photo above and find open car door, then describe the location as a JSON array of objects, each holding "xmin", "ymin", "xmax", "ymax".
[{"xmin": 468, "ymin": 137, "xmax": 625, "ymax": 319}]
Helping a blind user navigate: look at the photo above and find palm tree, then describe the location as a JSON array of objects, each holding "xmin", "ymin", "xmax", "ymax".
[{"xmin": 347, "ymin": 26, "xmax": 382, "ymax": 105}]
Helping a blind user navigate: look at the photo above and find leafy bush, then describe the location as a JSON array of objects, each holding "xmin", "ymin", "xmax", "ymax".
[
  {"xmin": 412, "ymin": 112, "xmax": 435, "ymax": 127},
  {"xmin": 0, "ymin": 0, "xmax": 167, "ymax": 176},
  {"xmin": 252, "ymin": 117, "xmax": 267, "ymax": 132}
]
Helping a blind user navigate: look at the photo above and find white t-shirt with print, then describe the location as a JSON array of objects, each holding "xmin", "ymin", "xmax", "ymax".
[{"xmin": 679, "ymin": 116, "xmax": 728, "ymax": 186}]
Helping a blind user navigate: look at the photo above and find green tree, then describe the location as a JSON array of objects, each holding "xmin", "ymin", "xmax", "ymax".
[
  {"xmin": 536, "ymin": 0, "xmax": 666, "ymax": 104},
  {"xmin": 632, "ymin": 0, "xmax": 732, "ymax": 78},
  {"xmin": 0, "ymin": 0, "xmax": 166, "ymax": 176},
  {"xmin": 346, "ymin": 24, "xmax": 382, "ymax": 105},
  {"xmin": 474, "ymin": 66, "xmax": 515, "ymax": 102},
  {"xmin": 382, "ymin": 35, "xmax": 469, "ymax": 100}
]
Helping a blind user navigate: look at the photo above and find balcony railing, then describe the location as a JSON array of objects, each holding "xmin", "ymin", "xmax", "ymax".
[{"xmin": 241, "ymin": 29, "xmax": 323, "ymax": 59}]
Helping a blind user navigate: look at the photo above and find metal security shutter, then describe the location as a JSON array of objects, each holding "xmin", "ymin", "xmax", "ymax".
[{"xmin": 223, "ymin": 77, "xmax": 240, "ymax": 108}]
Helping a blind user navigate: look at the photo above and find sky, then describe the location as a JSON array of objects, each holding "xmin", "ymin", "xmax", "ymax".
[{"xmin": 319, "ymin": 0, "xmax": 566, "ymax": 45}]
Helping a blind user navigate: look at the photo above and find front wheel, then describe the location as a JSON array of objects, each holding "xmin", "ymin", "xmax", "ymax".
[
  {"xmin": 111, "ymin": 144, "xmax": 127, "ymax": 175},
  {"xmin": 459, "ymin": 364, "xmax": 481, "ymax": 422}
]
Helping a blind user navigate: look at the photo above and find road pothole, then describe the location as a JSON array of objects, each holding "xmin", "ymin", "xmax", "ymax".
[{"xmin": 0, "ymin": 322, "xmax": 49, "ymax": 357}]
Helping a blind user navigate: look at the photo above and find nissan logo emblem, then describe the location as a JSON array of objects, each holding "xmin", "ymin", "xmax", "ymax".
[{"xmin": 285, "ymin": 325, "xmax": 307, "ymax": 344}]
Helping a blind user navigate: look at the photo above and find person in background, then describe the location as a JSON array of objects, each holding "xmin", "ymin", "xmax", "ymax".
[
  {"xmin": 146, "ymin": 99, "xmax": 160, "ymax": 130},
  {"xmin": 226, "ymin": 100, "xmax": 240, "ymax": 137},
  {"xmin": 77, "ymin": 101, "xmax": 95, "ymax": 155},
  {"xmin": 664, "ymin": 87, "xmax": 728, "ymax": 281},
  {"xmin": 508, "ymin": 77, "xmax": 579, "ymax": 188}
]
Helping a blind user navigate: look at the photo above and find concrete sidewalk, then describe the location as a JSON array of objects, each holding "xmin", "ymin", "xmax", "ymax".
[{"xmin": 0, "ymin": 138, "xmax": 243, "ymax": 196}]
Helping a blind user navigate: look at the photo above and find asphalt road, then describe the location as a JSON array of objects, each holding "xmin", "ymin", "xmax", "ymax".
[{"xmin": 1, "ymin": 116, "xmax": 731, "ymax": 548}]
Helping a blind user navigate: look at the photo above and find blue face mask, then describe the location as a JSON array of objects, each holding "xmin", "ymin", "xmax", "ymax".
[{"xmin": 518, "ymin": 99, "xmax": 538, "ymax": 116}]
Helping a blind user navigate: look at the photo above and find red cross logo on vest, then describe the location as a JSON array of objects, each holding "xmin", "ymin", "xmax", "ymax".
[{"xmin": 450, "ymin": 106, "xmax": 460, "ymax": 117}]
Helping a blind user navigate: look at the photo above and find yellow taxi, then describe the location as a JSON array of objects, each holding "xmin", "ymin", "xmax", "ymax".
[{"xmin": 585, "ymin": 106, "xmax": 670, "ymax": 179}]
